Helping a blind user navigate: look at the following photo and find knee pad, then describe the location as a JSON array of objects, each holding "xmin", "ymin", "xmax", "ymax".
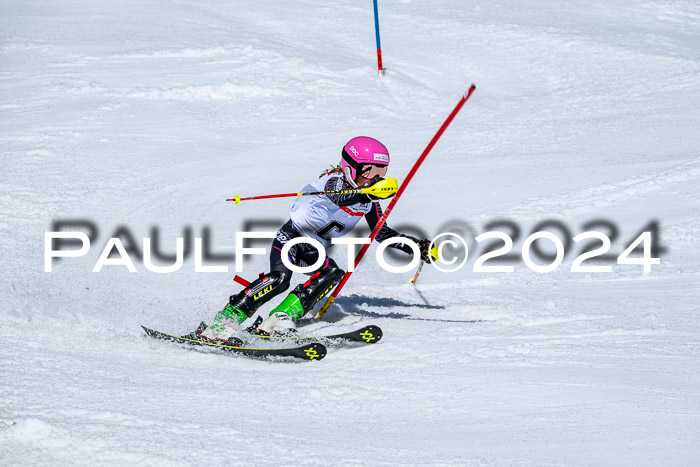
[
  {"xmin": 229, "ymin": 271, "xmax": 290, "ymax": 318},
  {"xmin": 293, "ymin": 267, "xmax": 345, "ymax": 312}
]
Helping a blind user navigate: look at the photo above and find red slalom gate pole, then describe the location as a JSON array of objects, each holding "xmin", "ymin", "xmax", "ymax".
[{"xmin": 316, "ymin": 84, "xmax": 477, "ymax": 318}]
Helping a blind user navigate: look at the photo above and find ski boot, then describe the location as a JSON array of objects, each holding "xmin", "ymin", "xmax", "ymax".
[
  {"xmin": 182, "ymin": 321, "xmax": 244, "ymax": 347},
  {"xmin": 257, "ymin": 267, "xmax": 344, "ymax": 335},
  {"xmin": 200, "ymin": 271, "xmax": 290, "ymax": 342}
]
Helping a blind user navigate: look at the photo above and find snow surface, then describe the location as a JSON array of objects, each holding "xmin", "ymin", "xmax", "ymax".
[{"xmin": 2, "ymin": 0, "xmax": 700, "ymax": 465}]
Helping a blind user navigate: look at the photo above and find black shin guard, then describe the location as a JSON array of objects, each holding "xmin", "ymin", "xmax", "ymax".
[
  {"xmin": 228, "ymin": 271, "xmax": 290, "ymax": 319},
  {"xmin": 292, "ymin": 267, "xmax": 345, "ymax": 312}
]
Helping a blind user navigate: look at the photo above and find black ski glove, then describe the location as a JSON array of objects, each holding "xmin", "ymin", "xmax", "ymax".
[
  {"xmin": 418, "ymin": 239, "xmax": 439, "ymax": 263},
  {"xmin": 366, "ymin": 191, "xmax": 395, "ymax": 201},
  {"xmin": 404, "ymin": 236, "xmax": 438, "ymax": 263}
]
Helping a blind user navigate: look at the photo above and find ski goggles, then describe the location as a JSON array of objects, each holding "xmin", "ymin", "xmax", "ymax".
[{"xmin": 359, "ymin": 164, "xmax": 388, "ymax": 179}]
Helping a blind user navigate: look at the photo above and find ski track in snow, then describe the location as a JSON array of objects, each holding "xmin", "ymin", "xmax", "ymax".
[
  {"xmin": 1, "ymin": 0, "xmax": 700, "ymax": 465},
  {"xmin": 490, "ymin": 157, "xmax": 700, "ymax": 220}
]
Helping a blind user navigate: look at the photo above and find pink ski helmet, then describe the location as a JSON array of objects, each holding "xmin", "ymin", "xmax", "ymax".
[{"xmin": 341, "ymin": 136, "xmax": 390, "ymax": 187}]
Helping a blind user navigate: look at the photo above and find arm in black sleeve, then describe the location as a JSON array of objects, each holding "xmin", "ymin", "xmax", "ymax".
[
  {"xmin": 323, "ymin": 176, "xmax": 372, "ymax": 206},
  {"xmin": 364, "ymin": 202, "xmax": 416, "ymax": 255}
]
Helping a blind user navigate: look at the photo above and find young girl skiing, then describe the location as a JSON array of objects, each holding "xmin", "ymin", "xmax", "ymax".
[{"xmin": 199, "ymin": 136, "xmax": 436, "ymax": 342}]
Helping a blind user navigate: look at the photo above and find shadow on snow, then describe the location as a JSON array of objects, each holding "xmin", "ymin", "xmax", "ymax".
[{"xmin": 302, "ymin": 294, "xmax": 486, "ymax": 325}]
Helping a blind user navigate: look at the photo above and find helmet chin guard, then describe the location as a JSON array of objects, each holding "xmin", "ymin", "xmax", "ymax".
[{"xmin": 343, "ymin": 166, "xmax": 359, "ymax": 188}]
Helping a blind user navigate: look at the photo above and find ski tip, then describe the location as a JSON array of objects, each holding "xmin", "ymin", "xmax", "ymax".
[{"xmin": 141, "ymin": 325, "xmax": 167, "ymax": 340}]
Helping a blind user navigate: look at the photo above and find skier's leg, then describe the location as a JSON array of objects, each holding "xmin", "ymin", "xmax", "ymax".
[
  {"xmin": 200, "ymin": 228, "xmax": 295, "ymax": 342},
  {"xmin": 289, "ymin": 258, "xmax": 345, "ymax": 319},
  {"xmin": 258, "ymin": 256, "xmax": 345, "ymax": 333},
  {"xmin": 201, "ymin": 270, "xmax": 291, "ymax": 341}
]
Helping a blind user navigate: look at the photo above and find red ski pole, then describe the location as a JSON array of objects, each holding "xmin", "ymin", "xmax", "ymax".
[
  {"xmin": 317, "ymin": 84, "xmax": 476, "ymax": 318},
  {"xmin": 409, "ymin": 260, "xmax": 425, "ymax": 284},
  {"xmin": 227, "ymin": 178, "xmax": 398, "ymax": 204}
]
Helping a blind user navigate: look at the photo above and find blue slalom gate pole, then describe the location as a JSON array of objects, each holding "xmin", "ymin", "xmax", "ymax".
[{"xmin": 373, "ymin": 0, "xmax": 384, "ymax": 77}]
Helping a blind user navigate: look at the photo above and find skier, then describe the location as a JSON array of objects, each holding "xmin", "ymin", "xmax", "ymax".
[{"xmin": 199, "ymin": 136, "xmax": 437, "ymax": 342}]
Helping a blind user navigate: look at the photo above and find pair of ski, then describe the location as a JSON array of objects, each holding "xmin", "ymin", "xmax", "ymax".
[{"xmin": 141, "ymin": 323, "xmax": 382, "ymax": 361}]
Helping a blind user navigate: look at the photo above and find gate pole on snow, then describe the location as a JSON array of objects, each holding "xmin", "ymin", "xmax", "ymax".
[{"xmin": 373, "ymin": 0, "xmax": 385, "ymax": 77}]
